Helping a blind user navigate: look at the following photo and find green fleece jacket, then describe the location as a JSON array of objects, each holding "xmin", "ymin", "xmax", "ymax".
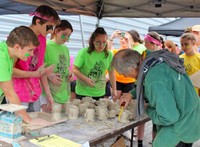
[{"xmin": 142, "ymin": 62, "xmax": 200, "ymax": 147}]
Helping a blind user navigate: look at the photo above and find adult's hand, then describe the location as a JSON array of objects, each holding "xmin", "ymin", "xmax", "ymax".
[{"xmin": 120, "ymin": 93, "xmax": 133, "ymax": 107}]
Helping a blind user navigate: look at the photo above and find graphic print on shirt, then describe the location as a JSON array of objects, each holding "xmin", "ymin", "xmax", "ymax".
[
  {"xmin": 29, "ymin": 47, "xmax": 39, "ymax": 71},
  {"xmin": 88, "ymin": 61, "xmax": 106, "ymax": 88},
  {"xmin": 57, "ymin": 54, "xmax": 69, "ymax": 79},
  {"xmin": 185, "ymin": 63, "xmax": 192, "ymax": 74},
  {"xmin": 49, "ymin": 53, "xmax": 69, "ymax": 92}
]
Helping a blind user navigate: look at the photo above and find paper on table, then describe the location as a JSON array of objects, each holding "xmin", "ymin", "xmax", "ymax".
[
  {"xmin": 189, "ymin": 70, "xmax": 200, "ymax": 89},
  {"xmin": 30, "ymin": 134, "xmax": 81, "ymax": 147}
]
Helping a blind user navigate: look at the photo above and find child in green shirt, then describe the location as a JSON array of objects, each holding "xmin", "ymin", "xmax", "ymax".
[
  {"xmin": 73, "ymin": 27, "xmax": 117, "ymax": 100},
  {"xmin": 39, "ymin": 20, "xmax": 73, "ymax": 113},
  {"xmin": 0, "ymin": 26, "xmax": 49, "ymax": 125}
]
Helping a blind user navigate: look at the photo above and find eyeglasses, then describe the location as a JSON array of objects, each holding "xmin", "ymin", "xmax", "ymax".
[{"xmin": 95, "ymin": 41, "xmax": 107, "ymax": 46}]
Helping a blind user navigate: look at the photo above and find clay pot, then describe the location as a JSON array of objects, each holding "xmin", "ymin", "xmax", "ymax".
[
  {"xmin": 71, "ymin": 99, "xmax": 81, "ymax": 106},
  {"xmin": 108, "ymin": 109, "xmax": 116, "ymax": 118},
  {"xmin": 98, "ymin": 98, "xmax": 109, "ymax": 107},
  {"xmin": 82, "ymin": 97, "xmax": 93, "ymax": 102},
  {"xmin": 52, "ymin": 112, "xmax": 62, "ymax": 121},
  {"xmin": 52, "ymin": 103, "xmax": 62, "ymax": 113},
  {"xmin": 64, "ymin": 101, "xmax": 70, "ymax": 115},
  {"xmin": 84, "ymin": 108, "xmax": 95, "ymax": 122},
  {"xmin": 79, "ymin": 102, "xmax": 89, "ymax": 115},
  {"xmin": 108, "ymin": 100, "xmax": 115, "ymax": 110},
  {"xmin": 97, "ymin": 106, "xmax": 109, "ymax": 120},
  {"xmin": 88, "ymin": 103, "xmax": 95, "ymax": 109},
  {"xmin": 68, "ymin": 105, "xmax": 79, "ymax": 120},
  {"xmin": 127, "ymin": 100, "xmax": 137, "ymax": 120},
  {"xmin": 119, "ymin": 110, "xmax": 131, "ymax": 123}
]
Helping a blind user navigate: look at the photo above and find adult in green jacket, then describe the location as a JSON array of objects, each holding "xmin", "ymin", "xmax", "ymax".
[{"xmin": 112, "ymin": 49, "xmax": 200, "ymax": 147}]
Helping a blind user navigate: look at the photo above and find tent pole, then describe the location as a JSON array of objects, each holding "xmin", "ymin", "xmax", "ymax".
[
  {"xmin": 96, "ymin": 0, "xmax": 103, "ymax": 27},
  {"xmin": 96, "ymin": 18, "xmax": 100, "ymax": 28},
  {"xmin": 79, "ymin": 15, "xmax": 85, "ymax": 48}
]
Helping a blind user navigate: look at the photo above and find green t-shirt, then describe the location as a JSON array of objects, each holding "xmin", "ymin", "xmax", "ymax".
[
  {"xmin": 0, "ymin": 42, "xmax": 14, "ymax": 103},
  {"xmin": 74, "ymin": 47, "xmax": 113, "ymax": 97},
  {"xmin": 133, "ymin": 44, "xmax": 146, "ymax": 54},
  {"xmin": 44, "ymin": 40, "xmax": 70, "ymax": 103}
]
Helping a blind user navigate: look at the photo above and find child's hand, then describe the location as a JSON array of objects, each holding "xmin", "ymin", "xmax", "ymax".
[
  {"xmin": 68, "ymin": 72, "xmax": 74, "ymax": 82},
  {"xmin": 45, "ymin": 64, "xmax": 55, "ymax": 74},
  {"xmin": 110, "ymin": 30, "xmax": 121, "ymax": 40},
  {"xmin": 29, "ymin": 118, "xmax": 51, "ymax": 126},
  {"xmin": 47, "ymin": 73, "xmax": 62, "ymax": 86},
  {"xmin": 85, "ymin": 78, "xmax": 95, "ymax": 87},
  {"xmin": 34, "ymin": 64, "xmax": 55, "ymax": 77}
]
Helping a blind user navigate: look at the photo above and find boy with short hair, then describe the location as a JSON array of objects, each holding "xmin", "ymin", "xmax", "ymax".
[
  {"xmin": 13, "ymin": 5, "xmax": 60, "ymax": 112},
  {"xmin": 0, "ymin": 26, "xmax": 48, "ymax": 124}
]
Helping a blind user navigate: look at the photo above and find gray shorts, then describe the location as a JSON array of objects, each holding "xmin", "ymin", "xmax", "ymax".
[
  {"xmin": 33, "ymin": 95, "xmax": 48, "ymax": 112},
  {"xmin": 21, "ymin": 102, "xmax": 34, "ymax": 112}
]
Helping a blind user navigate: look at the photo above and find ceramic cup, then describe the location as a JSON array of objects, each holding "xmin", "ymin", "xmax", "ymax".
[
  {"xmin": 68, "ymin": 105, "xmax": 79, "ymax": 120},
  {"xmin": 52, "ymin": 112, "xmax": 62, "ymax": 121},
  {"xmin": 97, "ymin": 106, "xmax": 108, "ymax": 120},
  {"xmin": 119, "ymin": 110, "xmax": 131, "ymax": 123},
  {"xmin": 84, "ymin": 108, "xmax": 95, "ymax": 122},
  {"xmin": 52, "ymin": 103, "xmax": 62, "ymax": 113}
]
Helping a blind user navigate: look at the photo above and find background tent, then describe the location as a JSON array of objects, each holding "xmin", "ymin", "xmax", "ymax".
[
  {"xmin": 1, "ymin": 0, "xmax": 200, "ymax": 18},
  {"xmin": 148, "ymin": 18, "xmax": 200, "ymax": 37}
]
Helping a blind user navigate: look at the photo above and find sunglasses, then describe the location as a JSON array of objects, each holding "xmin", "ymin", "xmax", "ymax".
[{"xmin": 46, "ymin": 25, "xmax": 55, "ymax": 32}]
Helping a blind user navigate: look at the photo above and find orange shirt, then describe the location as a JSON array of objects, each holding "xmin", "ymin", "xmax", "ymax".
[{"xmin": 112, "ymin": 49, "xmax": 136, "ymax": 83}]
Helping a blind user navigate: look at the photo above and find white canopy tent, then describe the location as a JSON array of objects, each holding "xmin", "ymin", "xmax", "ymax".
[
  {"xmin": 0, "ymin": 0, "xmax": 199, "ymax": 48},
  {"xmin": 1, "ymin": 0, "xmax": 200, "ymax": 18}
]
